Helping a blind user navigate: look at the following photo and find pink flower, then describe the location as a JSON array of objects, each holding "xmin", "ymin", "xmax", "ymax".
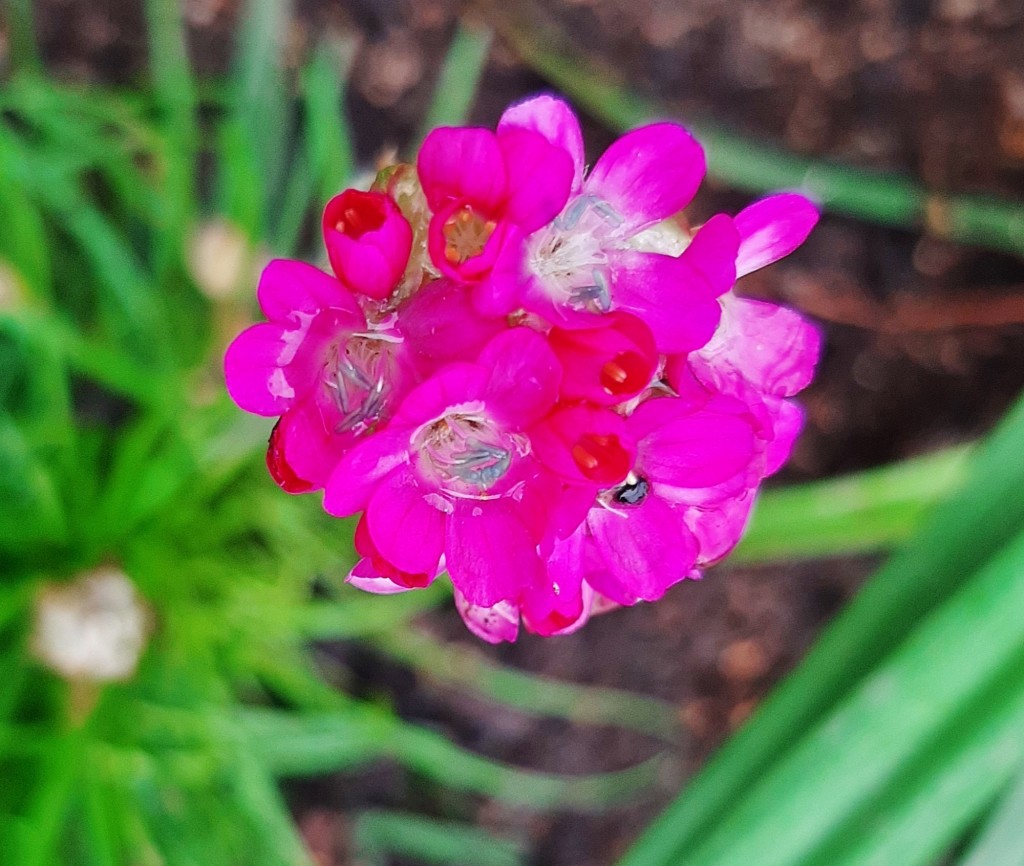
[
  {"xmin": 482, "ymin": 95, "xmax": 738, "ymax": 352},
  {"xmin": 223, "ymin": 259, "xmax": 413, "ymax": 490},
  {"xmin": 573, "ymin": 392, "xmax": 760, "ymax": 605},
  {"xmin": 416, "ymin": 123, "xmax": 575, "ymax": 284},
  {"xmin": 323, "ymin": 328, "xmax": 569, "ymax": 607},
  {"xmin": 547, "ymin": 312, "xmax": 659, "ymax": 407},
  {"xmin": 322, "ymin": 190, "xmax": 413, "ymax": 300}
]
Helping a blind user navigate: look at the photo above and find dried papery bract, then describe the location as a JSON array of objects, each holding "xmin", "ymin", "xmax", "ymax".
[{"xmin": 32, "ymin": 567, "xmax": 151, "ymax": 685}]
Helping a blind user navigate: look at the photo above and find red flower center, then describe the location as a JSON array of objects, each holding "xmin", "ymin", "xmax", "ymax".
[{"xmin": 571, "ymin": 433, "xmax": 631, "ymax": 485}]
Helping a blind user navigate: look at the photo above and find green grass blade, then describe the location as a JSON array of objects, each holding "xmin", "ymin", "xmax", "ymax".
[
  {"xmin": 733, "ymin": 445, "xmax": 970, "ymax": 564},
  {"xmin": 302, "ymin": 38, "xmax": 358, "ymax": 202},
  {"xmin": 3, "ymin": 0, "xmax": 41, "ymax": 73},
  {"xmin": 245, "ymin": 706, "xmax": 664, "ymax": 811},
  {"xmin": 679, "ymin": 528, "xmax": 1024, "ymax": 866},
  {"xmin": 372, "ymin": 628, "xmax": 680, "ymax": 740},
  {"xmin": 353, "ymin": 810, "xmax": 524, "ymax": 866},
  {"xmin": 620, "ymin": 391, "xmax": 1024, "ymax": 866},
  {"xmin": 414, "ymin": 23, "xmax": 493, "ymax": 148},
  {"xmin": 958, "ymin": 761, "xmax": 1024, "ymax": 866}
]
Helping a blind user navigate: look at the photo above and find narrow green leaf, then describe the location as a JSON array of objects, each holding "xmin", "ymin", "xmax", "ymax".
[
  {"xmin": 302, "ymin": 39, "xmax": 357, "ymax": 202},
  {"xmin": 3, "ymin": 0, "xmax": 41, "ymax": 73},
  {"xmin": 677, "ymin": 528, "xmax": 1024, "ymax": 866},
  {"xmin": 353, "ymin": 810, "xmax": 524, "ymax": 866},
  {"xmin": 372, "ymin": 628, "xmax": 680, "ymax": 740},
  {"xmin": 414, "ymin": 23, "xmax": 493, "ymax": 148},
  {"xmin": 733, "ymin": 446, "xmax": 970, "ymax": 564},
  {"xmin": 958, "ymin": 761, "xmax": 1024, "ymax": 866}
]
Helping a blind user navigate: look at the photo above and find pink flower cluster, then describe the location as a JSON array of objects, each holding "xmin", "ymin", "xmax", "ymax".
[{"xmin": 224, "ymin": 95, "xmax": 820, "ymax": 642}]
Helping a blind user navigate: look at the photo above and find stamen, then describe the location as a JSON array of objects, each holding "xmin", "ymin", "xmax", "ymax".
[
  {"xmin": 443, "ymin": 205, "xmax": 496, "ymax": 265},
  {"xmin": 414, "ymin": 413, "xmax": 516, "ymax": 494},
  {"xmin": 600, "ymin": 350, "xmax": 651, "ymax": 396},
  {"xmin": 571, "ymin": 433, "xmax": 630, "ymax": 484}
]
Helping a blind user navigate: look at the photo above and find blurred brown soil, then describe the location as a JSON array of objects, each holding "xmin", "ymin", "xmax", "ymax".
[{"xmin": 16, "ymin": 0, "xmax": 1024, "ymax": 863}]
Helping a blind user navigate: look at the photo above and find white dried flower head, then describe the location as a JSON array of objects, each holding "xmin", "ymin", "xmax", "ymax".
[
  {"xmin": 32, "ymin": 567, "xmax": 151, "ymax": 683},
  {"xmin": 187, "ymin": 218, "xmax": 254, "ymax": 300}
]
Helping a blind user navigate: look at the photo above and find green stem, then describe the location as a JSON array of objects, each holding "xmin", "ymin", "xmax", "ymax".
[
  {"xmin": 497, "ymin": 15, "xmax": 1024, "ymax": 258},
  {"xmin": 371, "ymin": 628, "xmax": 680, "ymax": 740}
]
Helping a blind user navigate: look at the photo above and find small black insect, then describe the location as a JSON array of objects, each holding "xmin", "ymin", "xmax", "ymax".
[{"xmin": 614, "ymin": 477, "xmax": 649, "ymax": 506}]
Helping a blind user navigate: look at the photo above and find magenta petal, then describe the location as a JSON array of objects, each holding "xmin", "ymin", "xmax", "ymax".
[
  {"xmin": 322, "ymin": 430, "xmax": 410, "ymax": 517},
  {"xmin": 681, "ymin": 214, "xmax": 740, "ymax": 298},
  {"xmin": 497, "ymin": 128, "xmax": 574, "ymax": 232},
  {"xmin": 713, "ymin": 297, "xmax": 822, "ymax": 397},
  {"xmin": 417, "ymin": 127, "xmax": 508, "ymax": 213},
  {"xmin": 394, "ymin": 362, "xmax": 490, "ymax": 427},
  {"xmin": 685, "ymin": 493, "xmax": 756, "ymax": 566},
  {"xmin": 446, "ymin": 499, "xmax": 541, "ymax": 607},
  {"xmin": 734, "ymin": 193, "xmax": 819, "ymax": 277},
  {"xmin": 325, "ymin": 227, "xmax": 411, "ymax": 300},
  {"xmin": 257, "ymin": 259, "xmax": 360, "ymax": 321},
  {"xmin": 347, "ymin": 564, "xmax": 414, "ymax": 595},
  {"xmin": 608, "ymin": 250, "xmax": 724, "ymax": 353},
  {"xmin": 634, "ymin": 408, "xmax": 757, "ymax": 489},
  {"xmin": 223, "ymin": 322, "xmax": 298, "ymax": 415},
  {"xmin": 279, "ymin": 390, "xmax": 363, "ymax": 491},
  {"xmin": 764, "ymin": 397, "xmax": 805, "ymax": 475},
  {"xmin": 366, "ymin": 476, "xmax": 445, "ymax": 575},
  {"xmin": 588, "ymin": 496, "xmax": 697, "ymax": 605},
  {"xmin": 585, "ymin": 123, "xmax": 705, "ymax": 233},
  {"xmin": 498, "ymin": 94, "xmax": 585, "ymax": 191},
  {"xmin": 398, "ymin": 279, "xmax": 507, "ymax": 377},
  {"xmin": 454, "ymin": 588, "xmax": 520, "ymax": 643},
  {"xmin": 480, "ymin": 328, "xmax": 561, "ymax": 427}
]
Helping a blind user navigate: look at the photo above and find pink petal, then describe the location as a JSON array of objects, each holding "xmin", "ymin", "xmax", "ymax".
[
  {"xmin": 584, "ymin": 123, "xmax": 705, "ymax": 234},
  {"xmin": 279, "ymin": 394, "xmax": 350, "ymax": 491},
  {"xmin": 684, "ymin": 493, "xmax": 756, "ymax": 566},
  {"xmin": 397, "ymin": 279, "xmax": 506, "ymax": 377},
  {"xmin": 734, "ymin": 193, "xmax": 819, "ymax": 277},
  {"xmin": 322, "ymin": 430, "xmax": 411, "ymax": 517},
  {"xmin": 365, "ymin": 475, "xmax": 446, "ymax": 575},
  {"xmin": 764, "ymin": 397, "xmax": 805, "ymax": 475},
  {"xmin": 683, "ymin": 214, "xmax": 741, "ymax": 298},
  {"xmin": 417, "ymin": 127, "xmax": 508, "ymax": 213},
  {"xmin": 631, "ymin": 398, "xmax": 758, "ymax": 489},
  {"xmin": 257, "ymin": 258, "xmax": 360, "ymax": 322},
  {"xmin": 529, "ymin": 404, "xmax": 635, "ymax": 486},
  {"xmin": 498, "ymin": 94, "xmax": 586, "ymax": 191},
  {"xmin": 587, "ymin": 496, "xmax": 697, "ymax": 604},
  {"xmin": 549, "ymin": 313, "xmax": 658, "ymax": 407},
  {"xmin": 480, "ymin": 328, "xmax": 562, "ymax": 428},
  {"xmin": 446, "ymin": 499, "xmax": 542, "ymax": 607},
  {"xmin": 497, "ymin": 128, "xmax": 574, "ymax": 232},
  {"xmin": 608, "ymin": 250, "xmax": 724, "ymax": 353},
  {"xmin": 699, "ymin": 296, "xmax": 821, "ymax": 397},
  {"xmin": 393, "ymin": 363, "xmax": 490, "ymax": 427},
  {"xmin": 454, "ymin": 588, "xmax": 520, "ymax": 643},
  {"xmin": 347, "ymin": 564, "xmax": 415, "ymax": 595},
  {"xmin": 223, "ymin": 322, "xmax": 298, "ymax": 415}
]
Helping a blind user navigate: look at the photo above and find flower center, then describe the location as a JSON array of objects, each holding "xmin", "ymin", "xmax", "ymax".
[
  {"xmin": 323, "ymin": 334, "xmax": 399, "ymax": 435},
  {"xmin": 442, "ymin": 205, "xmax": 496, "ymax": 265},
  {"xmin": 326, "ymin": 190, "xmax": 387, "ymax": 239},
  {"xmin": 600, "ymin": 350, "xmax": 651, "ymax": 397},
  {"xmin": 571, "ymin": 432, "xmax": 631, "ymax": 485},
  {"xmin": 527, "ymin": 194, "xmax": 625, "ymax": 314},
  {"xmin": 413, "ymin": 411, "xmax": 521, "ymax": 495}
]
